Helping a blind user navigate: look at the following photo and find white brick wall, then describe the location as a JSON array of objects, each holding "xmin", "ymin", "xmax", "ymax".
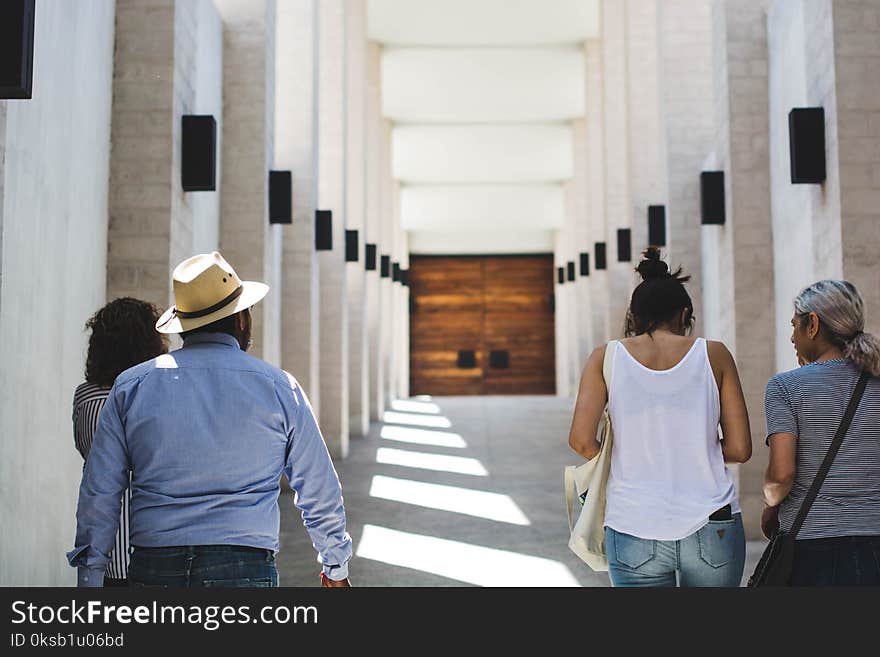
[{"xmin": 834, "ymin": 0, "xmax": 880, "ymax": 332}]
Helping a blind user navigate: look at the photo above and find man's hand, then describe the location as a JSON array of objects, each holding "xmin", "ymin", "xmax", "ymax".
[
  {"xmin": 320, "ymin": 572, "xmax": 351, "ymax": 587},
  {"xmin": 761, "ymin": 505, "xmax": 780, "ymax": 540}
]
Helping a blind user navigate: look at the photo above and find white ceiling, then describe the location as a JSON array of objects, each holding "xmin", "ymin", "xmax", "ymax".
[
  {"xmin": 393, "ymin": 124, "xmax": 573, "ymax": 183},
  {"xmin": 382, "ymin": 48, "xmax": 585, "ymax": 123},
  {"xmin": 368, "ymin": 0, "xmax": 597, "ymax": 253},
  {"xmin": 401, "ymin": 184, "xmax": 565, "ymax": 230},
  {"xmin": 367, "ymin": 0, "xmax": 600, "ymax": 46}
]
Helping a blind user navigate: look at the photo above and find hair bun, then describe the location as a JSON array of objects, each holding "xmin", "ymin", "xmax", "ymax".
[{"xmin": 636, "ymin": 247, "xmax": 669, "ymax": 280}]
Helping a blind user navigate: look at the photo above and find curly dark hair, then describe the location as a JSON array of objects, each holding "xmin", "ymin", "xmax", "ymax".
[{"xmin": 84, "ymin": 297, "xmax": 169, "ymax": 387}]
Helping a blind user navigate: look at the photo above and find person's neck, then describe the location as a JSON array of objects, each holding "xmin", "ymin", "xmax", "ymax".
[{"xmin": 810, "ymin": 344, "xmax": 845, "ymax": 363}]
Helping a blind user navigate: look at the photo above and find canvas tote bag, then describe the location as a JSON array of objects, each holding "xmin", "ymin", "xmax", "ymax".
[{"xmin": 564, "ymin": 340, "xmax": 617, "ymax": 572}]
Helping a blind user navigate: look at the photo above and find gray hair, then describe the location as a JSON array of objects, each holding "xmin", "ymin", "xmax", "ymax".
[{"xmin": 794, "ymin": 280, "xmax": 880, "ymax": 376}]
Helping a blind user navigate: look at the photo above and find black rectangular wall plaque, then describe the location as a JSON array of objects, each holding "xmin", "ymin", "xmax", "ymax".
[
  {"xmin": 700, "ymin": 171, "xmax": 726, "ymax": 225},
  {"xmin": 400, "ymin": 269, "xmax": 409, "ymax": 287},
  {"xmin": 580, "ymin": 252, "xmax": 590, "ymax": 277},
  {"xmin": 365, "ymin": 244, "xmax": 377, "ymax": 271},
  {"xmin": 181, "ymin": 115, "xmax": 217, "ymax": 192},
  {"xmin": 269, "ymin": 171, "xmax": 292, "ymax": 224},
  {"xmin": 315, "ymin": 210, "xmax": 333, "ymax": 250},
  {"xmin": 345, "ymin": 230, "xmax": 359, "ymax": 262},
  {"xmin": 617, "ymin": 229, "xmax": 632, "ymax": 262},
  {"xmin": 595, "ymin": 242, "xmax": 607, "ymax": 270},
  {"xmin": 380, "ymin": 255, "xmax": 390, "ymax": 278},
  {"xmin": 557, "ymin": 267, "xmax": 565, "ymax": 285},
  {"xmin": 648, "ymin": 205, "xmax": 666, "ymax": 245},
  {"xmin": 789, "ymin": 107, "xmax": 826, "ymax": 184},
  {"xmin": 392, "ymin": 262, "xmax": 401, "ymax": 282},
  {"xmin": 0, "ymin": 0, "xmax": 35, "ymax": 99},
  {"xmin": 567, "ymin": 261, "xmax": 575, "ymax": 282}
]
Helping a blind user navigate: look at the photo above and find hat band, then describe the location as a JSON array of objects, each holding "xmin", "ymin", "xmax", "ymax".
[{"xmin": 176, "ymin": 285, "xmax": 244, "ymax": 319}]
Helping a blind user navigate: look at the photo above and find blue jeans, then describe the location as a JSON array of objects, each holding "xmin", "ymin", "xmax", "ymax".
[
  {"xmin": 606, "ymin": 514, "xmax": 746, "ymax": 587},
  {"xmin": 128, "ymin": 545, "xmax": 278, "ymax": 588},
  {"xmin": 790, "ymin": 535, "xmax": 880, "ymax": 586}
]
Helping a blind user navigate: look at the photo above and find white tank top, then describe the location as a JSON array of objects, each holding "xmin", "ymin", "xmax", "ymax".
[{"xmin": 604, "ymin": 338, "xmax": 740, "ymax": 540}]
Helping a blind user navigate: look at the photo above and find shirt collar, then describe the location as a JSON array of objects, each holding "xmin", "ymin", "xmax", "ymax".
[{"xmin": 182, "ymin": 332, "xmax": 242, "ymax": 349}]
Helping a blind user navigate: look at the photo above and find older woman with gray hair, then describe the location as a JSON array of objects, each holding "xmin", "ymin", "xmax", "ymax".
[{"xmin": 762, "ymin": 279, "xmax": 880, "ymax": 586}]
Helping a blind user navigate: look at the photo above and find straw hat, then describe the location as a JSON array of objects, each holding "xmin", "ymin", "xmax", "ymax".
[{"xmin": 155, "ymin": 251, "xmax": 269, "ymax": 334}]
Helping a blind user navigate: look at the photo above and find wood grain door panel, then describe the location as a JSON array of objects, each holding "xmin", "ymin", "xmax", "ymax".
[{"xmin": 409, "ymin": 255, "xmax": 555, "ymax": 396}]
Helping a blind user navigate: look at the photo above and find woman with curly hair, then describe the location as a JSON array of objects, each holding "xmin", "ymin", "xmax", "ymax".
[{"xmin": 73, "ymin": 298, "xmax": 168, "ymax": 586}]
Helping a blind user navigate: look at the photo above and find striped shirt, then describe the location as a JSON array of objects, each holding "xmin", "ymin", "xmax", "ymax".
[
  {"xmin": 765, "ymin": 359, "xmax": 880, "ymax": 540},
  {"xmin": 73, "ymin": 382, "xmax": 131, "ymax": 580}
]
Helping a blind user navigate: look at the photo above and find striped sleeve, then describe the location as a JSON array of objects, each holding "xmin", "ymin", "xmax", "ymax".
[{"xmin": 765, "ymin": 376, "xmax": 798, "ymax": 444}]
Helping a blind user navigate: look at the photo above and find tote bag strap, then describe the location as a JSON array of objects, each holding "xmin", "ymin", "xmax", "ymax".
[
  {"xmin": 603, "ymin": 340, "xmax": 617, "ymax": 399},
  {"xmin": 789, "ymin": 371, "xmax": 870, "ymax": 539}
]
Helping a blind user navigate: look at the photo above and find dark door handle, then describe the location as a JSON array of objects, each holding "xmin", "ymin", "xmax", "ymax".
[{"xmin": 489, "ymin": 350, "xmax": 509, "ymax": 369}]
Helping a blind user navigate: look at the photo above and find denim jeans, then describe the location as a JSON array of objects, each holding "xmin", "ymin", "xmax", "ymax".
[
  {"xmin": 606, "ymin": 514, "xmax": 746, "ymax": 587},
  {"xmin": 790, "ymin": 535, "xmax": 880, "ymax": 586},
  {"xmin": 128, "ymin": 545, "xmax": 278, "ymax": 588}
]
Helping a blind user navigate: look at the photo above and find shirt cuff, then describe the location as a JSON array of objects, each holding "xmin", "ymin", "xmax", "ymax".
[
  {"xmin": 322, "ymin": 561, "xmax": 349, "ymax": 581},
  {"xmin": 77, "ymin": 566, "xmax": 105, "ymax": 588}
]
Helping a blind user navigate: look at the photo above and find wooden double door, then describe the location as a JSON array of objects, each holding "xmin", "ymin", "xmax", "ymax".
[{"xmin": 409, "ymin": 255, "xmax": 556, "ymax": 396}]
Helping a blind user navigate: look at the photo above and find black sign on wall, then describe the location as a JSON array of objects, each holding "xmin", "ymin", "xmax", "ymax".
[
  {"xmin": 595, "ymin": 242, "xmax": 607, "ymax": 270},
  {"xmin": 392, "ymin": 262, "xmax": 401, "ymax": 282},
  {"xmin": 365, "ymin": 244, "xmax": 377, "ymax": 271},
  {"xmin": 567, "ymin": 261, "xmax": 575, "ymax": 282},
  {"xmin": 269, "ymin": 171, "xmax": 292, "ymax": 224},
  {"xmin": 181, "ymin": 116, "xmax": 217, "ymax": 192},
  {"xmin": 789, "ymin": 107, "xmax": 826, "ymax": 184},
  {"xmin": 648, "ymin": 205, "xmax": 666, "ymax": 246},
  {"xmin": 0, "ymin": 0, "xmax": 35, "ymax": 99},
  {"xmin": 400, "ymin": 269, "xmax": 409, "ymax": 287},
  {"xmin": 580, "ymin": 252, "xmax": 590, "ymax": 277},
  {"xmin": 315, "ymin": 210, "xmax": 333, "ymax": 250},
  {"xmin": 700, "ymin": 172, "xmax": 726, "ymax": 225},
  {"xmin": 557, "ymin": 267, "xmax": 565, "ymax": 285},
  {"xmin": 617, "ymin": 229, "xmax": 632, "ymax": 262},
  {"xmin": 345, "ymin": 230, "xmax": 359, "ymax": 262},
  {"xmin": 380, "ymin": 255, "xmax": 391, "ymax": 278}
]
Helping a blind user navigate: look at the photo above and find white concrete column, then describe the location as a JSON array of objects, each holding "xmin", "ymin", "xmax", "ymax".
[
  {"xmin": 709, "ymin": 0, "xmax": 775, "ymax": 539},
  {"xmin": 216, "ymin": 0, "xmax": 279, "ymax": 363},
  {"xmin": 0, "ymin": 0, "xmax": 115, "ymax": 585},
  {"xmin": 275, "ymin": 0, "xmax": 320, "ymax": 405},
  {"xmin": 388, "ymin": 179, "xmax": 402, "ymax": 403},
  {"xmin": 658, "ymin": 0, "xmax": 716, "ymax": 336},
  {"xmin": 365, "ymin": 41, "xmax": 385, "ymax": 420},
  {"xmin": 564, "ymin": 182, "xmax": 581, "ymax": 393},
  {"xmin": 584, "ymin": 39, "xmax": 610, "ymax": 347},
  {"xmin": 601, "ymin": 0, "xmax": 635, "ymax": 338},
  {"xmin": 380, "ymin": 120, "xmax": 395, "ymax": 409},
  {"xmin": 572, "ymin": 119, "xmax": 594, "ymax": 370},
  {"xmin": 397, "ymin": 229, "xmax": 411, "ymax": 400},
  {"xmin": 345, "ymin": 0, "xmax": 369, "ymax": 436},
  {"xmin": 554, "ymin": 230, "xmax": 571, "ymax": 397},
  {"xmin": 316, "ymin": 0, "xmax": 349, "ymax": 457},
  {"xmin": 833, "ymin": 0, "xmax": 880, "ymax": 332},
  {"xmin": 626, "ymin": 0, "xmax": 666, "ymax": 258}
]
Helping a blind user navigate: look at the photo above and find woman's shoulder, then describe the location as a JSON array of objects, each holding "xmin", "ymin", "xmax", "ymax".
[{"xmin": 73, "ymin": 381, "xmax": 111, "ymax": 407}]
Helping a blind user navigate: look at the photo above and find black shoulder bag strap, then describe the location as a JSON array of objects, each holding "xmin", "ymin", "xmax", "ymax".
[{"xmin": 788, "ymin": 371, "xmax": 870, "ymax": 539}]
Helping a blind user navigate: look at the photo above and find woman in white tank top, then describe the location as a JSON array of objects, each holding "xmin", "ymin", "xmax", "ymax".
[{"xmin": 568, "ymin": 248, "xmax": 753, "ymax": 587}]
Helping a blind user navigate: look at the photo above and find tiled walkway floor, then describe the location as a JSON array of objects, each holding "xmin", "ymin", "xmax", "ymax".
[{"xmin": 277, "ymin": 396, "xmax": 765, "ymax": 587}]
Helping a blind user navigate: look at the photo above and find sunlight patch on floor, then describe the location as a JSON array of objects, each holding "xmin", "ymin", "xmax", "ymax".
[
  {"xmin": 376, "ymin": 447, "xmax": 488, "ymax": 476},
  {"xmin": 382, "ymin": 410, "xmax": 453, "ymax": 428},
  {"xmin": 379, "ymin": 425, "xmax": 467, "ymax": 448},
  {"xmin": 390, "ymin": 399, "xmax": 442, "ymax": 414},
  {"xmin": 356, "ymin": 525, "xmax": 580, "ymax": 587},
  {"xmin": 369, "ymin": 475, "xmax": 530, "ymax": 525}
]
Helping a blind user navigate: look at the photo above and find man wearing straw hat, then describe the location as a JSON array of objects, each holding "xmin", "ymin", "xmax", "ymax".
[{"xmin": 68, "ymin": 252, "xmax": 352, "ymax": 587}]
